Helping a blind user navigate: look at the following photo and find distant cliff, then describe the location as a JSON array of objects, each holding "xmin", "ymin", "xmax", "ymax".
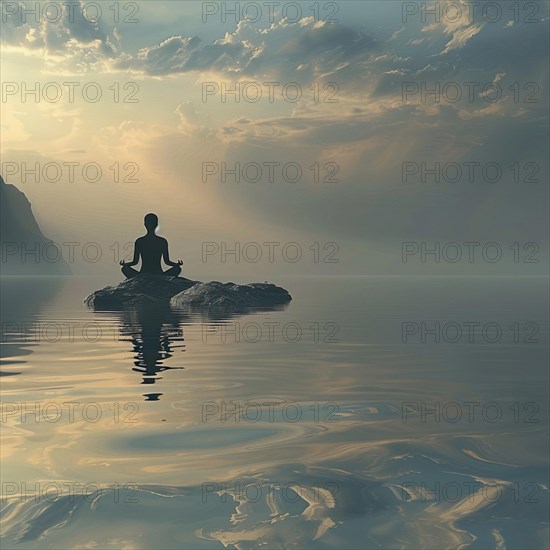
[{"xmin": 0, "ymin": 175, "xmax": 70, "ymax": 275}]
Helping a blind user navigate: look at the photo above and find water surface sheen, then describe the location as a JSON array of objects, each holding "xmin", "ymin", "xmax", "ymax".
[{"xmin": 1, "ymin": 277, "xmax": 548, "ymax": 549}]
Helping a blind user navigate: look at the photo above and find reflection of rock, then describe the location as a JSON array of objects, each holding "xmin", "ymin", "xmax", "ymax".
[
  {"xmin": 84, "ymin": 276, "xmax": 292, "ymax": 313},
  {"xmin": 170, "ymin": 281, "xmax": 292, "ymax": 315},
  {"xmin": 0, "ymin": 175, "xmax": 70, "ymax": 275},
  {"xmin": 85, "ymin": 278, "xmax": 291, "ymax": 400}
]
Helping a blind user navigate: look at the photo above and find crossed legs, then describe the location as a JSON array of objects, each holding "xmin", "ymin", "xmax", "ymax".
[{"xmin": 122, "ymin": 265, "xmax": 181, "ymax": 279}]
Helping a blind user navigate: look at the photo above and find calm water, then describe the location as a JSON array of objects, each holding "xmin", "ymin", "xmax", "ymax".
[{"xmin": 1, "ymin": 276, "xmax": 548, "ymax": 549}]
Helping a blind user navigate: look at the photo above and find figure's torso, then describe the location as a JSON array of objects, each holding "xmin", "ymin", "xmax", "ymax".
[{"xmin": 136, "ymin": 235, "xmax": 166, "ymax": 274}]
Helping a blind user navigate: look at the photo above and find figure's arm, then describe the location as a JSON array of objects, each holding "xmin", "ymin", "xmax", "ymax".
[
  {"xmin": 162, "ymin": 239, "xmax": 183, "ymax": 267},
  {"xmin": 120, "ymin": 240, "xmax": 140, "ymax": 266}
]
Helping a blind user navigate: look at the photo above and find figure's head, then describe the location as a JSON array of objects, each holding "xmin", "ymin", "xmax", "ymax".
[{"xmin": 144, "ymin": 213, "xmax": 159, "ymax": 232}]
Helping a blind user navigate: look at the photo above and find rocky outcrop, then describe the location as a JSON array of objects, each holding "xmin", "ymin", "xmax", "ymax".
[
  {"xmin": 84, "ymin": 275, "xmax": 197, "ymax": 309},
  {"xmin": 0, "ymin": 175, "xmax": 70, "ymax": 275},
  {"xmin": 170, "ymin": 281, "xmax": 292, "ymax": 314},
  {"xmin": 84, "ymin": 276, "xmax": 291, "ymax": 313}
]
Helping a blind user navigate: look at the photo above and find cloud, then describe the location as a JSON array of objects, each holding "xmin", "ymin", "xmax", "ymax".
[
  {"xmin": 175, "ymin": 101, "xmax": 217, "ymax": 138},
  {"xmin": 1, "ymin": 0, "xmax": 119, "ymax": 70},
  {"xmin": 421, "ymin": 0, "xmax": 485, "ymax": 54},
  {"xmin": 439, "ymin": 22, "xmax": 483, "ymax": 54},
  {"xmin": 113, "ymin": 18, "xmax": 375, "ymax": 86},
  {"xmin": 2, "ymin": 7, "xmax": 376, "ymax": 86}
]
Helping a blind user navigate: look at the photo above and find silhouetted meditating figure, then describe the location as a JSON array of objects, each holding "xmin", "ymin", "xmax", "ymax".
[{"xmin": 120, "ymin": 213, "xmax": 183, "ymax": 279}]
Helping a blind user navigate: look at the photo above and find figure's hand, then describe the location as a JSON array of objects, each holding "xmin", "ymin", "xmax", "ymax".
[
  {"xmin": 119, "ymin": 260, "xmax": 127, "ymax": 266},
  {"xmin": 177, "ymin": 260, "xmax": 183, "ymax": 266}
]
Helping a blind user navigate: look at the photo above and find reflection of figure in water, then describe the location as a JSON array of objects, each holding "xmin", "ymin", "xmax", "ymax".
[
  {"xmin": 118, "ymin": 306, "xmax": 185, "ymax": 401},
  {"xmin": 120, "ymin": 213, "xmax": 183, "ymax": 279}
]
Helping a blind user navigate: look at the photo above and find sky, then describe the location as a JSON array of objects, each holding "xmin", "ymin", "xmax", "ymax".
[{"xmin": 1, "ymin": 0, "xmax": 548, "ymax": 277}]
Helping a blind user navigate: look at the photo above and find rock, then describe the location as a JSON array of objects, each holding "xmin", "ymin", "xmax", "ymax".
[
  {"xmin": 170, "ymin": 281, "xmax": 292, "ymax": 314},
  {"xmin": 84, "ymin": 275, "xmax": 197, "ymax": 310},
  {"xmin": 84, "ymin": 276, "xmax": 292, "ymax": 314}
]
